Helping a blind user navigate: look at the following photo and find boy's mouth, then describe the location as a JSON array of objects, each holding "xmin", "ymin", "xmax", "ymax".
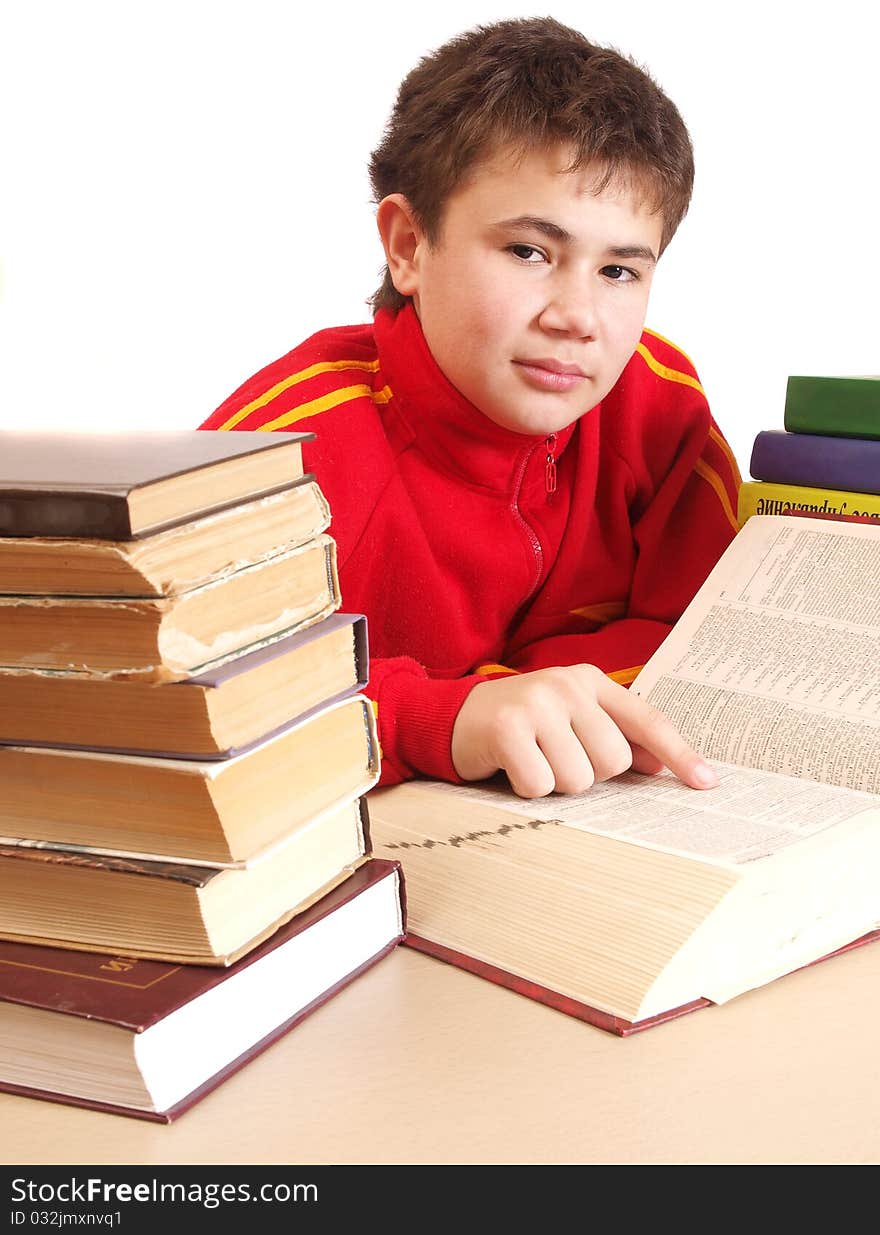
[{"xmin": 513, "ymin": 358, "xmax": 588, "ymax": 392}]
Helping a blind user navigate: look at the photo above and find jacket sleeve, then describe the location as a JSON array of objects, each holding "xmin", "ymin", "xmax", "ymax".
[{"xmin": 363, "ymin": 658, "xmax": 485, "ymax": 786}]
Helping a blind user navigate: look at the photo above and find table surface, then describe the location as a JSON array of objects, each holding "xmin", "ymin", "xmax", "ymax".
[{"xmin": 2, "ymin": 936, "xmax": 879, "ymax": 1166}]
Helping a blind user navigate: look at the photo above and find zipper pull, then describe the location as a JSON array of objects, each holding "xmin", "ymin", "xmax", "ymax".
[{"xmin": 545, "ymin": 433, "xmax": 557, "ymax": 498}]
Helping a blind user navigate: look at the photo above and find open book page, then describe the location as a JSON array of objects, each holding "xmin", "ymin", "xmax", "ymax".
[
  {"xmin": 631, "ymin": 514, "xmax": 880, "ymax": 793},
  {"xmin": 428, "ymin": 767, "xmax": 880, "ymax": 869}
]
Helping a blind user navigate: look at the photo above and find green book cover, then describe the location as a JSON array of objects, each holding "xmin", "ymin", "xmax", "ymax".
[{"xmin": 784, "ymin": 375, "xmax": 880, "ymax": 439}]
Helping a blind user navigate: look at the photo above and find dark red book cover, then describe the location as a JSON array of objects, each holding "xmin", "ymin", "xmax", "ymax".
[
  {"xmin": 404, "ymin": 927, "xmax": 880, "ymax": 1036},
  {"xmin": 787, "ymin": 508, "xmax": 880, "ymax": 527},
  {"xmin": 0, "ymin": 430, "xmax": 314, "ymax": 538},
  {"xmin": 0, "ymin": 858, "xmax": 405, "ymax": 1121}
]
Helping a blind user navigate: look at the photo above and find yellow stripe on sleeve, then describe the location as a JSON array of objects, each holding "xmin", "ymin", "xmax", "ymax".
[
  {"xmin": 216, "ymin": 358, "xmax": 381, "ymax": 431},
  {"xmin": 635, "ymin": 341, "xmax": 705, "ymax": 396},
  {"xmin": 643, "ymin": 328, "xmax": 695, "ymax": 368},
  {"xmin": 709, "ymin": 425, "xmax": 743, "ymax": 488},
  {"xmin": 695, "ymin": 458, "xmax": 739, "ymax": 532},
  {"xmin": 254, "ymin": 383, "xmax": 392, "ymax": 432},
  {"xmin": 568, "ymin": 600, "xmax": 627, "ymax": 624},
  {"xmin": 606, "ymin": 665, "xmax": 643, "ymax": 686},
  {"xmin": 474, "ymin": 663, "xmax": 520, "ymax": 677}
]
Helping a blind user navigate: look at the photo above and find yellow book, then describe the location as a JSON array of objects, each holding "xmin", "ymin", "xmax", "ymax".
[{"xmin": 737, "ymin": 480, "xmax": 880, "ymax": 527}]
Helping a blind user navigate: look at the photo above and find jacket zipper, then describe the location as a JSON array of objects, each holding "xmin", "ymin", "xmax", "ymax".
[
  {"xmin": 545, "ymin": 432, "xmax": 557, "ymax": 497},
  {"xmin": 511, "ymin": 436, "xmax": 556, "ymax": 602}
]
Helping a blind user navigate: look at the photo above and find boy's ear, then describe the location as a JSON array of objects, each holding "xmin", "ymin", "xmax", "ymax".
[{"xmin": 376, "ymin": 194, "xmax": 424, "ymax": 298}]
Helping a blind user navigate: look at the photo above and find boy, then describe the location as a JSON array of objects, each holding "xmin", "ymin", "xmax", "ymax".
[{"xmin": 199, "ymin": 17, "xmax": 741, "ymax": 798}]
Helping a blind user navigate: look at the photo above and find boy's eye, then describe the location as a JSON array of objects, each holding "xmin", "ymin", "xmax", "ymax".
[
  {"xmin": 602, "ymin": 265, "xmax": 638, "ymax": 282},
  {"xmin": 508, "ymin": 244, "xmax": 546, "ymax": 263}
]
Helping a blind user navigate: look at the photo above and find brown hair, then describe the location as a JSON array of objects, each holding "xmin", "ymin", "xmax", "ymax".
[{"xmin": 368, "ymin": 17, "xmax": 694, "ymax": 313}]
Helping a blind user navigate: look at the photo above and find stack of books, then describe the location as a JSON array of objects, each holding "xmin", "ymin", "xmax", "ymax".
[
  {"xmin": 0, "ymin": 430, "xmax": 404, "ymax": 1121},
  {"xmin": 738, "ymin": 375, "xmax": 880, "ymax": 525}
]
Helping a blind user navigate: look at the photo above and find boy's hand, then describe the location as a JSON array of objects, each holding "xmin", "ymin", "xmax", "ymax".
[{"xmin": 450, "ymin": 664, "xmax": 718, "ymax": 798}]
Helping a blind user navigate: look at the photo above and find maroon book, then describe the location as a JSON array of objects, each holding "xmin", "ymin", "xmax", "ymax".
[
  {"xmin": 404, "ymin": 929, "xmax": 880, "ymax": 1036},
  {"xmin": 788, "ymin": 508, "xmax": 880, "ymax": 527},
  {"xmin": 0, "ymin": 429, "xmax": 313, "ymax": 538},
  {"xmin": 0, "ymin": 859, "xmax": 405, "ymax": 1122}
]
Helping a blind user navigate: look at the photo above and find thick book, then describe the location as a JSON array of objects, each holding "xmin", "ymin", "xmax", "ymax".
[
  {"xmin": 403, "ymin": 929, "xmax": 880, "ymax": 1036},
  {"xmin": 0, "ymin": 859, "xmax": 404, "ymax": 1121},
  {"xmin": 749, "ymin": 428, "xmax": 880, "ymax": 494},
  {"xmin": 0, "ymin": 612, "xmax": 368, "ymax": 758},
  {"xmin": 0, "ymin": 795, "xmax": 375, "ymax": 965},
  {"xmin": 0, "ymin": 429, "xmax": 312, "ymax": 538},
  {"xmin": 0, "ymin": 533, "xmax": 341, "ymax": 680},
  {"xmin": 368, "ymin": 514, "xmax": 880, "ymax": 1033},
  {"xmin": 0, "ymin": 690, "xmax": 380, "ymax": 863},
  {"xmin": 784, "ymin": 374, "xmax": 880, "ymax": 439},
  {"xmin": 0, "ymin": 477, "xmax": 330, "ymax": 596},
  {"xmin": 738, "ymin": 480, "xmax": 880, "ymax": 526}
]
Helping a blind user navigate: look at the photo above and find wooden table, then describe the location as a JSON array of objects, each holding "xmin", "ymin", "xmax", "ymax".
[{"xmin": 2, "ymin": 939, "xmax": 878, "ymax": 1166}]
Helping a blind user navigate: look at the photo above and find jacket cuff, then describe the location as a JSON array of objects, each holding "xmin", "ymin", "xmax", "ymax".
[{"xmin": 378, "ymin": 672, "xmax": 483, "ymax": 783}]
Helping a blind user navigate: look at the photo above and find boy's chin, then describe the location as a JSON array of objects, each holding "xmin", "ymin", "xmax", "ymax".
[{"xmin": 480, "ymin": 404, "xmax": 589, "ymax": 438}]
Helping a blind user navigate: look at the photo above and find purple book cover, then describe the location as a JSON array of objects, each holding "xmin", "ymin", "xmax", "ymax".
[{"xmin": 749, "ymin": 430, "xmax": 880, "ymax": 494}]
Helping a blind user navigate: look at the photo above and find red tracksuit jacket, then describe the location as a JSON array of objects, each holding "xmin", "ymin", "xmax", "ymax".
[{"xmin": 200, "ymin": 303, "xmax": 741, "ymax": 785}]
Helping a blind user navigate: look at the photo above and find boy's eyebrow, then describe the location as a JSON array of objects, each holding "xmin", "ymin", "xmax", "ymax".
[
  {"xmin": 609, "ymin": 244, "xmax": 658, "ymax": 266},
  {"xmin": 493, "ymin": 215, "xmax": 574, "ymax": 243},
  {"xmin": 492, "ymin": 215, "xmax": 658, "ymax": 264}
]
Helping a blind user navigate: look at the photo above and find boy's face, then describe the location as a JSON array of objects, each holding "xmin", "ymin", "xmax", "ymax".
[{"xmin": 404, "ymin": 145, "xmax": 664, "ymax": 437}]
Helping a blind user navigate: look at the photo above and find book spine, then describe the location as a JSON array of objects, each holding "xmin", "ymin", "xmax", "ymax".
[
  {"xmin": 749, "ymin": 430, "xmax": 880, "ymax": 493},
  {"xmin": 783, "ymin": 377, "xmax": 880, "ymax": 439},
  {"xmin": 737, "ymin": 481, "xmax": 880, "ymax": 526},
  {"xmin": 0, "ymin": 492, "xmax": 134, "ymax": 539}
]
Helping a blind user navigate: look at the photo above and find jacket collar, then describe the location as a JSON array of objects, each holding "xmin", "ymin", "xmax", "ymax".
[{"xmin": 373, "ymin": 303, "xmax": 578, "ymax": 493}]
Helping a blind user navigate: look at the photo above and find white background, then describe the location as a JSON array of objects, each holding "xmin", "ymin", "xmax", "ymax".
[{"xmin": 1, "ymin": 0, "xmax": 878, "ymax": 474}]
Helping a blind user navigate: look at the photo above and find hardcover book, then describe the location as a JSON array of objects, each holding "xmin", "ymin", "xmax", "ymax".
[
  {"xmin": 0, "ymin": 795, "xmax": 375, "ymax": 965},
  {"xmin": 368, "ymin": 514, "xmax": 880, "ymax": 1033},
  {"xmin": 737, "ymin": 480, "xmax": 880, "ymax": 526},
  {"xmin": 0, "ymin": 859, "xmax": 404, "ymax": 1121},
  {"xmin": 749, "ymin": 428, "xmax": 880, "ymax": 494},
  {"xmin": 0, "ymin": 690, "xmax": 380, "ymax": 863},
  {"xmin": 0, "ymin": 533, "xmax": 342, "ymax": 680},
  {"xmin": 0, "ymin": 477, "xmax": 330, "ymax": 596},
  {"xmin": 0, "ymin": 429, "xmax": 312, "ymax": 538},
  {"xmin": 0, "ymin": 612, "xmax": 368, "ymax": 758},
  {"xmin": 784, "ymin": 374, "xmax": 880, "ymax": 439}
]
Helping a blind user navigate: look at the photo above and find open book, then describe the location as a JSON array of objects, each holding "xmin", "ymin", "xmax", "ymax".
[{"xmin": 368, "ymin": 514, "xmax": 880, "ymax": 1033}]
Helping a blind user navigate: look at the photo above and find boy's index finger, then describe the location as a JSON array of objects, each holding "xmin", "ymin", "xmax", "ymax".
[{"xmin": 597, "ymin": 677, "xmax": 719, "ymax": 790}]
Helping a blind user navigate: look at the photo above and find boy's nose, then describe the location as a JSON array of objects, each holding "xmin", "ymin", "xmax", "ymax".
[{"xmin": 537, "ymin": 279, "xmax": 599, "ymax": 338}]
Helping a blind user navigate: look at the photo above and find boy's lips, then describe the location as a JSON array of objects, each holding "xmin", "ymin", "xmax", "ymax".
[{"xmin": 513, "ymin": 358, "xmax": 589, "ymax": 392}]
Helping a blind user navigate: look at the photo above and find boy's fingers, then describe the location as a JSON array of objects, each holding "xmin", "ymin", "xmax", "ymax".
[
  {"xmin": 629, "ymin": 743, "xmax": 665, "ymax": 776},
  {"xmin": 597, "ymin": 679, "xmax": 718, "ymax": 789},
  {"xmin": 505, "ymin": 745, "xmax": 557, "ymax": 798},
  {"xmin": 570, "ymin": 710, "xmax": 634, "ymax": 783},
  {"xmin": 534, "ymin": 725, "xmax": 596, "ymax": 795},
  {"xmin": 491, "ymin": 715, "xmax": 557, "ymax": 798}
]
